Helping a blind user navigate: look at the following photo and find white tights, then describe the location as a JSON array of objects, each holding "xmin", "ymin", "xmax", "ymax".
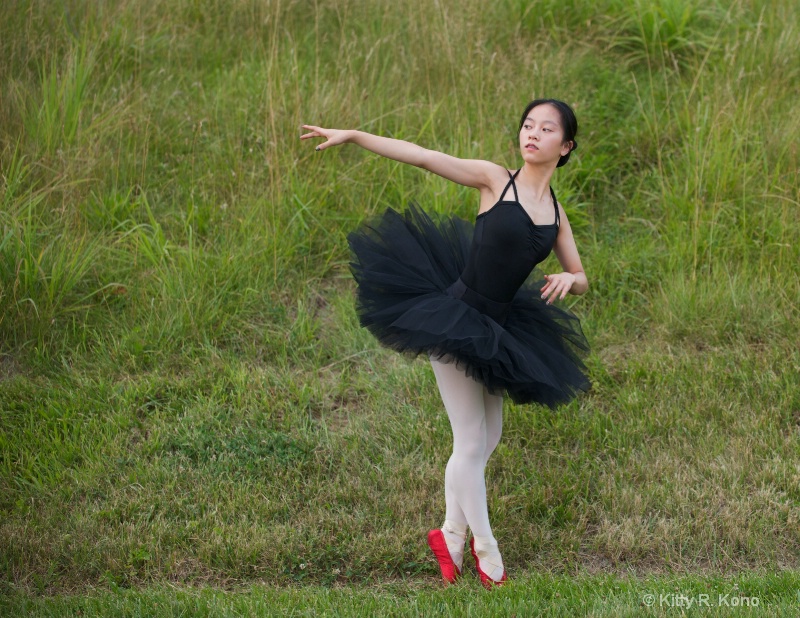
[{"xmin": 430, "ymin": 356, "xmax": 505, "ymax": 580}]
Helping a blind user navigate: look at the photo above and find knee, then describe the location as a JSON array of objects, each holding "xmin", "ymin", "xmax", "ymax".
[{"xmin": 452, "ymin": 430, "xmax": 488, "ymax": 462}]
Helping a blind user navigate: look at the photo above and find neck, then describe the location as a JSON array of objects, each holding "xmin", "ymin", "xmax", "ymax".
[{"xmin": 518, "ymin": 163, "xmax": 555, "ymax": 202}]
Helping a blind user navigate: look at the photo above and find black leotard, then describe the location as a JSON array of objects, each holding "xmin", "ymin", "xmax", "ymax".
[
  {"xmin": 446, "ymin": 169, "xmax": 560, "ymax": 325},
  {"xmin": 346, "ymin": 168, "xmax": 589, "ymax": 406}
]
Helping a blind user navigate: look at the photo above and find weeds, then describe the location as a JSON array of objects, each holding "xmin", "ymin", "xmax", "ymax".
[{"xmin": 0, "ymin": 0, "xmax": 798, "ymax": 599}]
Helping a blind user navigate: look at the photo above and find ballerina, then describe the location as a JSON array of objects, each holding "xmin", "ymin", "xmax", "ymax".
[{"xmin": 301, "ymin": 99, "xmax": 590, "ymax": 588}]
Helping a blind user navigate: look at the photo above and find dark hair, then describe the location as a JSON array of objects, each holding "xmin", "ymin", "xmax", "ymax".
[{"xmin": 518, "ymin": 99, "xmax": 578, "ymax": 167}]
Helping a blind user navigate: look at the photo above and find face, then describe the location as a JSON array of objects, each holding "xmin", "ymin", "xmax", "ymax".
[{"xmin": 518, "ymin": 104, "xmax": 573, "ymax": 166}]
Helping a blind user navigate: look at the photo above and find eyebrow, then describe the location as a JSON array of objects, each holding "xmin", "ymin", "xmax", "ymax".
[{"xmin": 524, "ymin": 117, "xmax": 559, "ymax": 126}]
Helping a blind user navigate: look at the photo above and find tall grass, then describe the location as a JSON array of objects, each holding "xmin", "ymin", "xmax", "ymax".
[{"xmin": 1, "ymin": 0, "xmax": 798, "ymax": 602}]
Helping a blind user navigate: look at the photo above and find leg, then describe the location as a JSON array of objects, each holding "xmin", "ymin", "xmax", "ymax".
[
  {"xmin": 430, "ymin": 357, "xmax": 505, "ymax": 582},
  {"xmin": 483, "ymin": 387, "xmax": 503, "ymax": 467},
  {"xmin": 473, "ymin": 387, "xmax": 506, "ymax": 585},
  {"xmin": 443, "ymin": 385, "xmax": 503, "ymax": 526},
  {"xmin": 430, "ymin": 357, "xmax": 491, "ymax": 536}
]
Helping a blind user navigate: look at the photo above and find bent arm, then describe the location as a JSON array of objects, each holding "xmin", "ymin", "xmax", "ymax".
[
  {"xmin": 553, "ymin": 207, "xmax": 588, "ymax": 295},
  {"xmin": 301, "ymin": 125, "xmax": 497, "ymax": 189},
  {"xmin": 540, "ymin": 206, "xmax": 588, "ymax": 303}
]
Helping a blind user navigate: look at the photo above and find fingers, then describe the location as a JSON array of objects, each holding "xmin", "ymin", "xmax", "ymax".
[
  {"xmin": 299, "ymin": 127, "xmax": 324, "ymax": 140},
  {"xmin": 299, "ymin": 124, "xmax": 327, "ymax": 141},
  {"xmin": 300, "ymin": 124, "xmax": 337, "ymax": 152},
  {"xmin": 540, "ymin": 279, "xmax": 552, "ymax": 303},
  {"xmin": 540, "ymin": 274, "xmax": 569, "ymax": 304},
  {"xmin": 545, "ymin": 284, "xmax": 564, "ymax": 304},
  {"xmin": 541, "ymin": 276, "xmax": 554, "ymax": 304}
]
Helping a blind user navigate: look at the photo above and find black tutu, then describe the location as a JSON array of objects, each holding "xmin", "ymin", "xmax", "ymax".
[{"xmin": 346, "ymin": 203, "xmax": 591, "ymax": 408}]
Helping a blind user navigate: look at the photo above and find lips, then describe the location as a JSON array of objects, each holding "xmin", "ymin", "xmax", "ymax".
[{"xmin": 526, "ymin": 144, "xmax": 538, "ymax": 150}]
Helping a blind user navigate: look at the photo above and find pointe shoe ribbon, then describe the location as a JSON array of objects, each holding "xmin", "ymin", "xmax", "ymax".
[
  {"xmin": 427, "ymin": 529, "xmax": 461, "ymax": 584},
  {"xmin": 470, "ymin": 537, "xmax": 507, "ymax": 589}
]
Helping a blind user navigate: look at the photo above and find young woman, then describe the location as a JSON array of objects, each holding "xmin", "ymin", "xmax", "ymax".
[{"xmin": 300, "ymin": 99, "xmax": 590, "ymax": 589}]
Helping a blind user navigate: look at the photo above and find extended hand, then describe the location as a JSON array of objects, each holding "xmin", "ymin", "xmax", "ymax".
[
  {"xmin": 300, "ymin": 125, "xmax": 352, "ymax": 151},
  {"xmin": 540, "ymin": 272, "xmax": 576, "ymax": 305}
]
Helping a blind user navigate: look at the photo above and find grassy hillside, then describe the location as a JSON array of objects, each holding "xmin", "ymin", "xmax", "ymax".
[{"xmin": 1, "ymin": 0, "xmax": 799, "ymax": 606}]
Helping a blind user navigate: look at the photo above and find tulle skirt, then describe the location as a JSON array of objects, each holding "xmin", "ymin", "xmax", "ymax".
[{"xmin": 346, "ymin": 203, "xmax": 591, "ymax": 408}]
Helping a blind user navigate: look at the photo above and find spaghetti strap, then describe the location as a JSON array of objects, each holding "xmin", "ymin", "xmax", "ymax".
[
  {"xmin": 498, "ymin": 169, "xmax": 521, "ymax": 203},
  {"xmin": 549, "ymin": 186, "xmax": 560, "ymax": 227}
]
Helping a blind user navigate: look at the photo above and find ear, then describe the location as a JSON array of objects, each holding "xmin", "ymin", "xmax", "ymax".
[{"xmin": 560, "ymin": 141, "xmax": 573, "ymax": 157}]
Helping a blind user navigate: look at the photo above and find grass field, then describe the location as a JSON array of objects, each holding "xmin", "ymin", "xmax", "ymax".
[{"xmin": 1, "ymin": 0, "xmax": 799, "ymax": 614}]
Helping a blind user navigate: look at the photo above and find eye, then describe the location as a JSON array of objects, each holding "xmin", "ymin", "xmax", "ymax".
[{"xmin": 543, "ymin": 128, "xmax": 552, "ymax": 132}]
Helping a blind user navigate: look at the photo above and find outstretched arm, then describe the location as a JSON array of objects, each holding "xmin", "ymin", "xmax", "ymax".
[{"xmin": 300, "ymin": 125, "xmax": 498, "ymax": 190}]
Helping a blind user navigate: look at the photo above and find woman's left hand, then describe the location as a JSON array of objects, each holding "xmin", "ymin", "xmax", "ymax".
[{"xmin": 540, "ymin": 272, "xmax": 576, "ymax": 304}]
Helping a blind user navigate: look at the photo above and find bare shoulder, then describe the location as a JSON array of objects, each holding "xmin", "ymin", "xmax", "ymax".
[
  {"xmin": 476, "ymin": 163, "xmax": 518, "ymax": 212},
  {"xmin": 461, "ymin": 158, "xmax": 509, "ymax": 187},
  {"xmin": 554, "ymin": 202, "xmax": 578, "ymax": 248},
  {"xmin": 480, "ymin": 161, "xmax": 516, "ymax": 190}
]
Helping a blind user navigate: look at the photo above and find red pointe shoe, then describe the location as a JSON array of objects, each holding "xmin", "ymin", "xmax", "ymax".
[
  {"xmin": 469, "ymin": 537, "xmax": 507, "ymax": 589},
  {"xmin": 427, "ymin": 529, "xmax": 461, "ymax": 584}
]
